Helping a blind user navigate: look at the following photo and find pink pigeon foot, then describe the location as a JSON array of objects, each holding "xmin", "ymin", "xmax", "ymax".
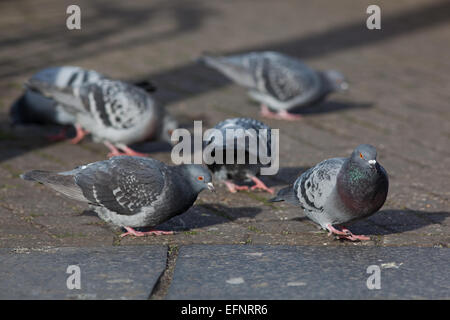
[
  {"xmin": 46, "ymin": 127, "xmax": 69, "ymax": 142},
  {"xmin": 69, "ymin": 125, "xmax": 88, "ymax": 144},
  {"xmin": 326, "ymin": 224, "xmax": 370, "ymax": 241},
  {"xmin": 120, "ymin": 226, "xmax": 174, "ymax": 237},
  {"xmin": 104, "ymin": 142, "xmax": 149, "ymax": 158},
  {"xmin": 260, "ymin": 105, "xmax": 303, "ymax": 121},
  {"xmin": 224, "ymin": 180, "xmax": 249, "ymax": 193},
  {"xmin": 248, "ymin": 175, "xmax": 274, "ymax": 194}
]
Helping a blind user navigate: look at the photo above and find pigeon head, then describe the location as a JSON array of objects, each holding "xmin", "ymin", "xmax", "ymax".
[
  {"xmin": 350, "ymin": 144, "xmax": 378, "ymax": 168},
  {"xmin": 323, "ymin": 70, "xmax": 348, "ymax": 92},
  {"xmin": 159, "ymin": 114, "xmax": 179, "ymax": 145},
  {"xmin": 160, "ymin": 114, "xmax": 179, "ymax": 145},
  {"xmin": 181, "ymin": 164, "xmax": 215, "ymax": 193}
]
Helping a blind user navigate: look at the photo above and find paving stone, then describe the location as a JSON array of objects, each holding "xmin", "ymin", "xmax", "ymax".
[
  {"xmin": 0, "ymin": 246, "xmax": 167, "ymax": 299},
  {"xmin": 167, "ymin": 245, "xmax": 450, "ymax": 299}
]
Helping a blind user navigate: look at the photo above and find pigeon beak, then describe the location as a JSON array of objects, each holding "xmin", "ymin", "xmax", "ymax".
[
  {"xmin": 207, "ymin": 182, "xmax": 215, "ymax": 192},
  {"xmin": 340, "ymin": 82, "xmax": 349, "ymax": 91},
  {"xmin": 368, "ymin": 159, "xmax": 377, "ymax": 166}
]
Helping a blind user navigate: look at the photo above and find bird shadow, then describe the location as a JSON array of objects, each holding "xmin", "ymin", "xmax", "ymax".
[
  {"xmin": 262, "ymin": 166, "xmax": 309, "ymax": 187},
  {"xmin": 346, "ymin": 209, "xmax": 450, "ymax": 236},
  {"xmin": 292, "ymin": 101, "xmax": 374, "ymax": 116},
  {"xmin": 80, "ymin": 203, "xmax": 262, "ymax": 233},
  {"xmin": 150, "ymin": 203, "xmax": 262, "ymax": 232}
]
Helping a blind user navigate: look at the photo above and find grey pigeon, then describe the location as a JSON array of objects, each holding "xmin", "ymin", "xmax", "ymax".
[
  {"xmin": 21, "ymin": 156, "xmax": 215, "ymax": 237},
  {"xmin": 203, "ymin": 117, "xmax": 274, "ymax": 193},
  {"xmin": 25, "ymin": 77, "xmax": 178, "ymax": 157},
  {"xmin": 198, "ymin": 51, "xmax": 348, "ymax": 120},
  {"xmin": 10, "ymin": 66, "xmax": 104, "ymax": 128},
  {"xmin": 270, "ymin": 144, "xmax": 388, "ymax": 241}
]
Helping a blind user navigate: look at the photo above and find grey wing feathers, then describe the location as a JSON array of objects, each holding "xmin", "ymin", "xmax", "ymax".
[
  {"xmin": 295, "ymin": 158, "xmax": 344, "ymax": 213},
  {"xmin": 259, "ymin": 53, "xmax": 319, "ymax": 102},
  {"xmin": 79, "ymin": 79, "xmax": 154, "ymax": 130},
  {"xmin": 25, "ymin": 77, "xmax": 86, "ymax": 114},
  {"xmin": 204, "ymin": 117, "xmax": 272, "ymax": 157},
  {"xmin": 74, "ymin": 156, "xmax": 166, "ymax": 215}
]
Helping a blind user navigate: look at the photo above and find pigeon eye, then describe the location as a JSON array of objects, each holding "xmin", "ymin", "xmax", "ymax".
[
  {"xmin": 359, "ymin": 153, "xmax": 364, "ymax": 159},
  {"xmin": 197, "ymin": 176, "xmax": 204, "ymax": 181}
]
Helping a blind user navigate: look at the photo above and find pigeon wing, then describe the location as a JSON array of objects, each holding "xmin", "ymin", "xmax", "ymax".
[
  {"xmin": 295, "ymin": 158, "xmax": 344, "ymax": 213},
  {"xmin": 75, "ymin": 156, "xmax": 166, "ymax": 215}
]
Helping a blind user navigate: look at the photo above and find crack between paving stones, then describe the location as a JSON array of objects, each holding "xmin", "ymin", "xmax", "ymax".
[{"xmin": 148, "ymin": 244, "xmax": 179, "ymax": 300}]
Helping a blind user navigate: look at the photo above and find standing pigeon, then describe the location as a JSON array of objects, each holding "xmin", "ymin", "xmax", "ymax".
[
  {"xmin": 198, "ymin": 51, "xmax": 348, "ymax": 120},
  {"xmin": 203, "ymin": 117, "xmax": 274, "ymax": 193},
  {"xmin": 270, "ymin": 144, "xmax": 388, "ymax": 241},
  {"xmin": 21, "ymin": 156, "xmax": 215, "ymax": 237},
  {"xmin": 10, "ymin": 66, "xmax": 104, "ymax": 142},
  {"xmin": 25, "ymin": 77, "xmax": 178, "ymax": 157}
]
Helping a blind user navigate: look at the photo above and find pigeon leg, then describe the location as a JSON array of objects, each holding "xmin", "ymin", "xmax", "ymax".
[
  {"xmin": 276, "ymin": 110, "xmax": 303, "ymax": 121},
  {"xmin": 260, "ymin": 104, "xmax": 278, "ymax": 118},
  {"xmin": 104, "ymin": 141, "xmax": 122, "ymax": 158},
  {"xmin": 248, "ymin": 175, "xmax": 274, "ymax": 194},
  {"xmin": 116, "ymin": 144, "xmax": 149, "ymax": 157},
  {"xmin": 260, "ymin": 104, "xmax": 302, "ymax": 121},
  {"xmin": 224, "ymin": 180, "xmax": 249, "ymax": 193},
  {"xmin": 341, "ymin": 226, "xmax": 371, "ymax": 241},
  {"xmin": 104, "ymin": 142, "xmax": 148, "ymax": 158},
  {"xmin": 69, "ymin": 124, "xmax": 88, "ymax": 144},
  {"xmin": 120, "ymin": 226, "xmax": 173, "ymax": 237},
  {"xmin": 326, "ymin": 224, "xmax": 370, "ymax": 241},
  {"xmin": 46, "ymin": 127, "xmax": 69, "ymax": 142}
]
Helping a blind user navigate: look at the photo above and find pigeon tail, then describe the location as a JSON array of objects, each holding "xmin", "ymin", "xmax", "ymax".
[
  {"xmin": 269, "ymin": 186, "xmax": 297, "ymax": 204},
  {"xmin": 197, "ymin": 53, "xmax": 255, "ymax": 88},
  {"xmin": 133, "ymin": 79, "xmax": 158, "ymax": 93},
  {"xmin": 21, "ymin": 170, "xmax": 63, "ymax": 184},
  {"xmin": 24, "ymin": 78, "xmax": 84, "ymax": 113},
  {"xmin": 9, "ymin": 94, "xmax": 27, "ymax": 125},
  {"xmin": 21, "ymin": 170, "xmax": 87, "ymax": 203}
]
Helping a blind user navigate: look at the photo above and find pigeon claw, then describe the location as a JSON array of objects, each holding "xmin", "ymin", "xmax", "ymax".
[
  {"xmin": 120, "ymin": 226, "xmax": 174, "ymax": 237},
  {"xmin": 104, "ymin": 142, "xmax": 149, "ymax": 158},
  {"xmin": 249, "ymin": 176, "xmax": 274, "ymax": 194},
  {"xmin": 224, "ymin": 181, "xmax": 249, "ymax": 193},
  {"xmin": 326, "ymin": 224, "xmax": 370, "ymax": 241},
  {"xmin": 46, "ymin": 127, "xmax": 69, "ymax": 142},
  {"xmin": 69, "ymin": 125, "xmax": 88, "ymax": 144},
  {"xmin": 260, "ymin": 105, "xmax": 303, "ymax": 121}
]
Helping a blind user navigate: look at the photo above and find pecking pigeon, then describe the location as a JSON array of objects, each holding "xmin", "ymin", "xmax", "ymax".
[
  {"xmin": 10, "ymin": 66, "xmax": 104, "ymax": 132},
  {"xmin": 25, "ymin": 77, "xmax": 177, "ymax": 157},
  {"xmin": 198, "ymin": 51, "xmax": 348, "ymax": 120},
  {"xmin": 270, "ymin": 144, "xmax": 388, "ymax": 241},
  {"xmin": 21, "ymin": 156, "xmax": 215, "ymax": 237},
  {"xmin": 203, "ymin": 117, "xmax": 274, "ymax": 193}
]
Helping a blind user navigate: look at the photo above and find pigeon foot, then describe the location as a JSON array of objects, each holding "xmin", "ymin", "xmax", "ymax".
[
  {"xmin": 46, "ymin": 127, "xmax": 69, "ymax": 142},
  {"xmin": 248, "ymin": 175, "xmax": 274, "ymax": 194},
  {"xmin": 326, "ymin": 224, "xmax": 370, "ymax": 241},
  {"xmin": 260, "ymin": 105, "xmax": 302, "ymax": 121},
  {"xmin": 120, "ymin": 226, "xmax": 174, "ymax": 237},
  {"xmin": 69, "ymin": 125, "xmax": 88, "ymax": 144},
  {"xmin": 224, "ymin": 180, "xmax": 249, "ymax": 193},
  {"xmin": 105, "ymin": 142, "xmax": 149, "ymax": 158}
]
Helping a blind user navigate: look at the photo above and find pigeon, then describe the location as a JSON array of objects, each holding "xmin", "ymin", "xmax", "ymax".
[
  {"xmin": 10, "ymin": 66, "xmax": 105, "ymax": 141},
  {"xmin": 25, "ymin": 76, "xmax": 178, "ymax": 157},
  {"xmin": 203, "ymin": 117, "xmax": 274, "ymax": 193},
  {"xmin": 198, "ymin": 51, "xmax": 348, "ymax": 120},
  {"xmin": 270, "ymin": 144, "xmax": 388, "ymax": 241},
  {"xmin": 21, "ymin": 156, "xmax": 215, "ymax": 237}
]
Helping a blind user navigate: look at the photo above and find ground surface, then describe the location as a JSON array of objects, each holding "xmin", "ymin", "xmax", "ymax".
[{"xmin": 0, "ymin": 0, "xmax": 449, "ymax": 299}]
